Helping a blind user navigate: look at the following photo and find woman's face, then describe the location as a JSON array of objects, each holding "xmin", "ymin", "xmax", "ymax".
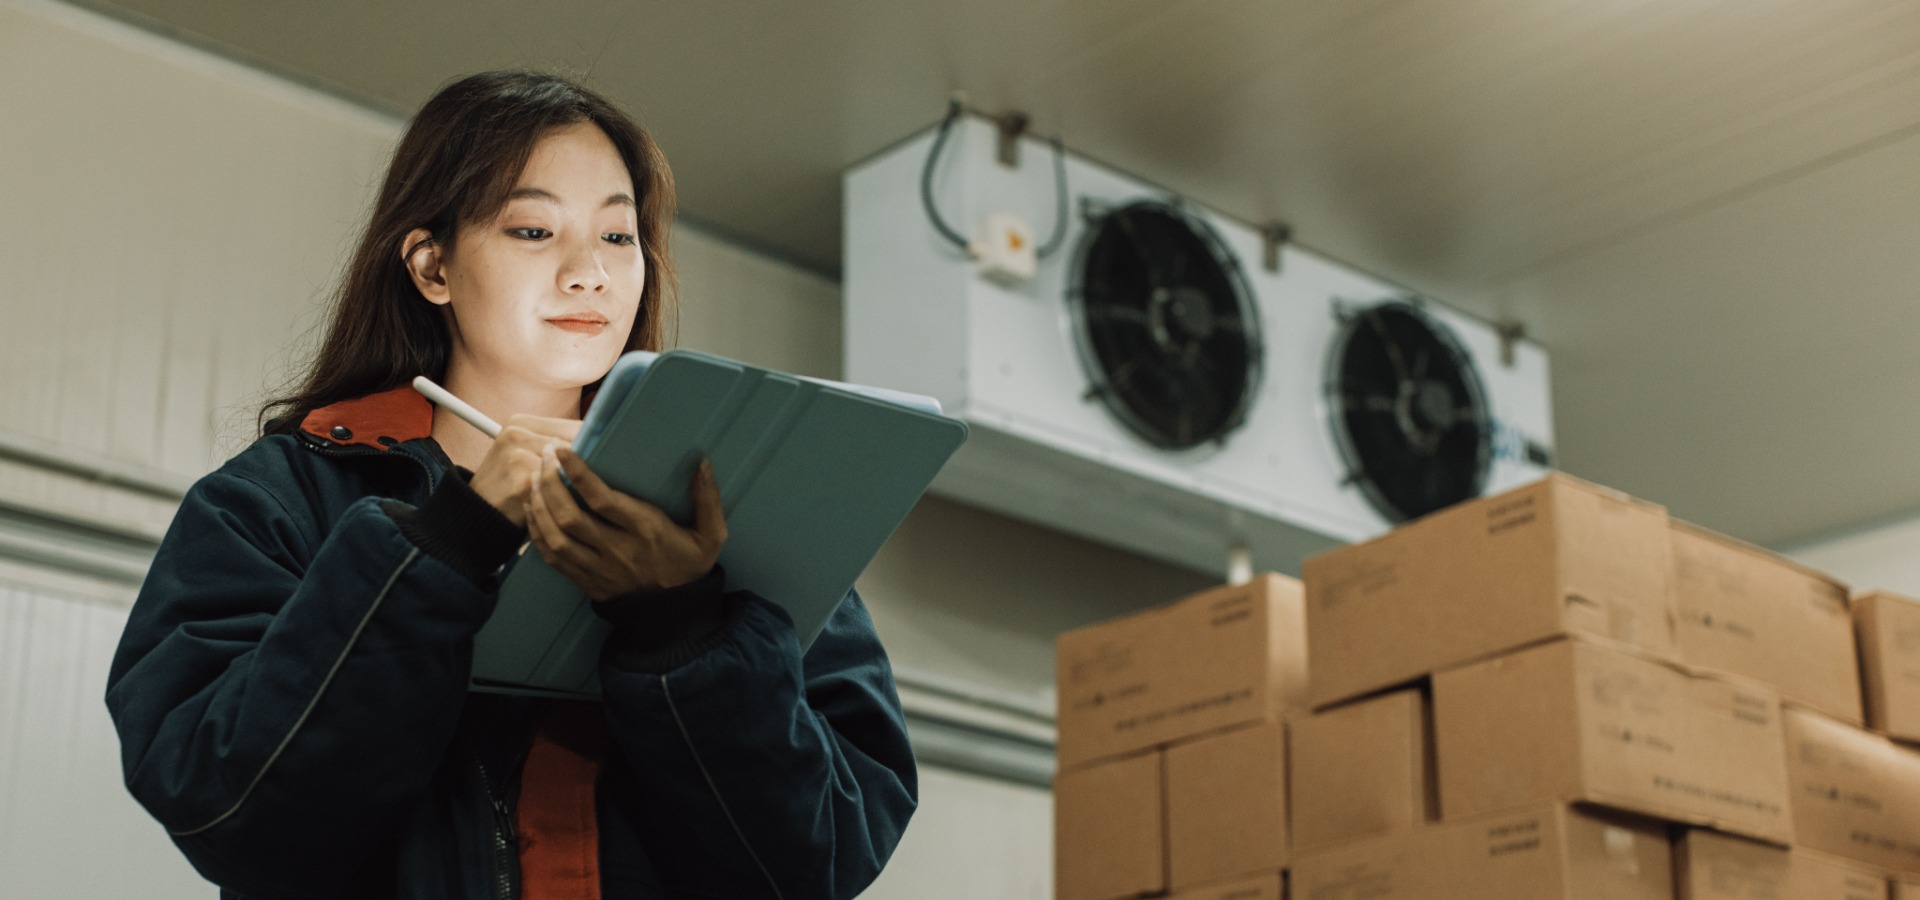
[{"xmin": 425, "ymin": 122, "xmax": 645, "ymax": 393}]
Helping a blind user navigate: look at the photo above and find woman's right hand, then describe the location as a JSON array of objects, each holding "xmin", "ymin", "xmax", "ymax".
[{"xmin": 467, "ymin": 414, "xmax": 581, "ymax": 527}]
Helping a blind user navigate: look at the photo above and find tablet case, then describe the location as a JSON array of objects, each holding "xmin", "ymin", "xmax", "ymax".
[{"xmin": 469, "ymin": 349, "xmax": 967, "ymax": 698}]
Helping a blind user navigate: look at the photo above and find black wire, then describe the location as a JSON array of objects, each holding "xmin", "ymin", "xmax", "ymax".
[
  {"xmin": 920, "ymin": 99, "xmax": 1072, "ymax": 260},
  {"xmin": 920, "ymin": 99, "xmax": 970, "ymax": 251},
  {"xmin": 1035, "ymin": 135, "xmax": 1069, "ymax": 259}
]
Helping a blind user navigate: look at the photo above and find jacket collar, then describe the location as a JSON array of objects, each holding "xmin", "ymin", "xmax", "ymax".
[
  {"xmin": 298, "ymin": 382, "xmax": 601, "ymax": 452},
  {"xmin": 299, "ymin": 384, "xmax": 433, "ymax": 451}
]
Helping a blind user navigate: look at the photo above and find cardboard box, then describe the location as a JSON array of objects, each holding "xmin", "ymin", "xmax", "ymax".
[
  {"xmin": 1856, "ymin": 591, "xmax": 1920, "ymax": 743},
  {"xmin": 1433, "ymin": 638, "xmax": 1793, "ymax": 844},
  {"xmin": 1054, "ymin": 751, "xmax": 1164, "ymax": 900},
  {"xmin": 1675, "ymin": 828, "xmax": 1888, "ymax": 899},
  {"xmin": 1303, "ymin": 474, "xmax": 1674, "ymax": 708},
  {"xmin": 1291, "ymin": 803, "xmax": 1672, "ymax": 899},
  {"xmin": 1056, "ymin": 574, "xmax": 1307, "ymax": 769},
  {"xmin": 1164, "ymin": 872, "xmax": 1281, "ymax": 900},
  {"xmin": 1895, "ymin": 876, "xmax": 1920, "ymax": 900},
  {"xmin": 1782, "ymin": 707, "xmax": 1920, "ymax": 874},
  {"xmin": 1165, "ymin": 720, "xmax": 1286, "ymax": 890},
  {"xmin": 1670, "ymin": 520, "xmax": 1861, "ymax": 724},
  {"xmin": 1290, "ymin": 688, "xmax": 1434, "ymax": 852}
]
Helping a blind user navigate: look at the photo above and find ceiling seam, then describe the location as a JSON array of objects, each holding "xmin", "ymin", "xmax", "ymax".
[{"xmin": 1500, "ymin": 112, "xmax": 1920, "ymax": 287}]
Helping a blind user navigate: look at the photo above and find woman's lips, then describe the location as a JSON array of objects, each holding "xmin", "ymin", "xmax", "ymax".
[{"xmin": 546, "ymin": 317, "xmax": 608, "ymax": 335}]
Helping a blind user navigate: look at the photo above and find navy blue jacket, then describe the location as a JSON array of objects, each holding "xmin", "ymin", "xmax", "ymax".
[{"xmin": 104, "ymin": 390, "xmax": 917, "ymax": 899}]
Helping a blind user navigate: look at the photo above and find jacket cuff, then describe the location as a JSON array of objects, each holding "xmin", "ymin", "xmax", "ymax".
[
  {"xmin": 381, "ymin": 469, "xmax": 526, "ymax": 587},
  {"xmin": 593, "ymin": 564, "xmax": 731, "ymax": 673}
]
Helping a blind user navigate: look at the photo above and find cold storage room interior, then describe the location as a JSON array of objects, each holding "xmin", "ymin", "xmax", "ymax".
[{"xmin": 7, "ymin": 1, "xmax": 1920, "ymax": 897}]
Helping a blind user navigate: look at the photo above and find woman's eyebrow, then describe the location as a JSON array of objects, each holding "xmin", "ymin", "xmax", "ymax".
[{"xmin": 507, "ymin": 187, "xmax": 636, "ymax": 209}]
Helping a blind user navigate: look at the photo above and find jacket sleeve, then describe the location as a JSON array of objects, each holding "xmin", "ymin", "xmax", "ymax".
[
  {"xmin": 104, "ymin": 465, "xmax": 501, "ymax": 898},
  {"xmin": 597, "ymin": 588, "xmax": 918, "ymax": 900}
]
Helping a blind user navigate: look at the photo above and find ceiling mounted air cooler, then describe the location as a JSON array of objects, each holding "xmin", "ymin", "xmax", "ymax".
[
  {"xmin": 1326, "ymin": 298, "xmax": 1492, "ymax": 523},
  {"xmin": 1068, "ymin": 200, "xmax": 1263, "ymax": 450},
  {"xmin": 843, "ymin": 112, "xmax": 1555, "ymax": 576}
]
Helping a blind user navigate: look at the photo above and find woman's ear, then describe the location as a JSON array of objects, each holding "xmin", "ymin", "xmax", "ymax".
[{"xmin": 400, "ymin": 227, "xmax": 452, "ymax": 306}]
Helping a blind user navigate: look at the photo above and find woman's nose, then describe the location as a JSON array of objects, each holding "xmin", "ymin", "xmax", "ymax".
[{"xmin": 560, "ymin": 236, "xmax": 609, "ymax": 293}]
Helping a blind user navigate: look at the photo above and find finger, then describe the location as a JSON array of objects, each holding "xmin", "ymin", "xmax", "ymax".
[
  {"xmin": 525, "ymin": 502, "xmax": 550, "ymax": 560},
  {"xmin": 529, "ymin": 513, "xmax": 608, "ymax": 599},
  {"xmin": 538, "ymin": 449, "xmax": 614, "ymax": 547},
  {"xmin": 550, "ymin": 446, "xmax": 616, "ymax": 516},
  {"xmin": 689, "ymin": 457, "xmax": 728, "ymax": 551},
  {"xmin": 529, "ymin": 459, "xmax": 604, "ymax": 570},
  {"xmin": 555, "ymin": 446, "xmax": 661, "ymax": 533}
]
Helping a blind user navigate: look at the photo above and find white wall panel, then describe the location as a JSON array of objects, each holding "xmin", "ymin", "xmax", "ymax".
[
  {"xmin": 0, "ymin": 584, "xmax": 208, "ymax": 899},
  {"xmin": 673, "ymin": 229, "xmax": 843, "ymax": 380},
  {"xmin": 0, "ymin": 0, "xmax": 398, "ymax": 482},
  {"xmin": 859, "ymin": 765, "xmax": 1053, "ymax": 900}
]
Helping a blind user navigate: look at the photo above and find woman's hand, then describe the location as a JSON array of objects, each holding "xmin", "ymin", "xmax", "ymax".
[
  {"xmin": 526, "ymin": 446, "xmax": 729, "ymax": 601},
  {"xmin": 467, "ymin": 415, "xmax": 582, "ymax": 528}
]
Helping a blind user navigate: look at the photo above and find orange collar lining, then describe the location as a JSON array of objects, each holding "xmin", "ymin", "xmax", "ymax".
[{"xmin": 298, "ymin": 385, "xmax": 434, "ymax": 450}]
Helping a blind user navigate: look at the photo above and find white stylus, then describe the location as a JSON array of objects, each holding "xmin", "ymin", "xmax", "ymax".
[{"xmin": 411, "ymin": 376, "xmax": 502, "ymax": 439}]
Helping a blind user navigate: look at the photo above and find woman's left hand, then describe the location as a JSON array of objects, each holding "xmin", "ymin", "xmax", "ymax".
[{"xmin": 526, "ymin": 446, "xmax": 728, "ymax": 602}]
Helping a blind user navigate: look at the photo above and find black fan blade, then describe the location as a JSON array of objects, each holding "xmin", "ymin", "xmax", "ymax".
[
  {"xmin": 1110, "ymin": 210, "xmax": 1164, "ymax": 291},
  {"xmin": 1086, "ymin": 305, "xmax": 1151, "ymax": 325}
]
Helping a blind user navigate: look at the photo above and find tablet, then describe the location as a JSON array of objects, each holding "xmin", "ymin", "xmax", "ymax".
[{"xmin": 469, "ymin": 349, "xmax": 967, "ymax": 698}]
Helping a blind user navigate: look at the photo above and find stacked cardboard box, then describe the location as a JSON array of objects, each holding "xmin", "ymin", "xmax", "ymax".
[
  {"xmin": 1162, "ymin": 872, "xmax": 1281, "ymax": 900},
  {"xmin": 1432, "ymin": 638, "xmax": 1793, "ymax": 843},
  {"xmin": 1781, "ymin": 706, "xmax": 1920, "ymax": 873},
  {"xmin": 1291, "ymin": 803, "xmax": 1674, "ymax": 899},
  {"xmin": 1300, "ymin": 474, "xmax": 1677, "ymax": 710},
  {"xmin": 1668, "ymin": 521, "xmax": 1861, "ymax": 724},
  {"xmin": 1675, "ymin": 829, "xmax": 1888, "ymax": 899},
  {"xmin": 1052, "ymin": 575, "xmax": 1307, "ymax": 900},
  {"xmin": 1055, "ymin": 473, "xmax": 1920, "ymax": 897},
  {"xmin": 1857, "ymin": 591, "xmax": 1920, "ymax": 745},
  {"xmin": 1287, "ymin": 688, "xmax": 1432, "ymax": 853}
]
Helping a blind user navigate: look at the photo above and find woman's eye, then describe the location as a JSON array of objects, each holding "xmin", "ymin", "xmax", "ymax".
[
  {"xmin": 509, "ymin": 227, "xmax": 551, "ymax": 240},
  {"xmin": 603, "ymin": 233, "xmax": 637, "ymax": 246}
]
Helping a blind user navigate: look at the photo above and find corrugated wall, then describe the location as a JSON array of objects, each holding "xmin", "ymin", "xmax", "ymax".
[
  {"xmin": 0, "ymin": 584, "xmax": 209, "ymax": 897},
  {"xmin": 0, "ymin": 1, "xmax": 402, "ymax": 894}
]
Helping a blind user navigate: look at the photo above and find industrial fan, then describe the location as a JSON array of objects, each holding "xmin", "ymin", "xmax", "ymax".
[
  {"xmin": 1326, "ymin": 298, "xmax": 1492, "ymax": 522},
  {"xmin": 1066, "ymin": 200, "xmax": 1264, "ymax": 450}
]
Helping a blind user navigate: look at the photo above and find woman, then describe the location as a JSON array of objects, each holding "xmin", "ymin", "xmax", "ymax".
[{"xmin": 105, "ymin": 70, "xmax": 916, "ymax": 900}]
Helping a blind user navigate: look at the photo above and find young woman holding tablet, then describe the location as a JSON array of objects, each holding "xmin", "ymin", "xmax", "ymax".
[{"xmin": 106, "ymin": 70, "xmax": 915, "ymax": 900}]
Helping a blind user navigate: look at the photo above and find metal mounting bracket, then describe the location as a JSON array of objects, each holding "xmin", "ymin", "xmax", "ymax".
[
  {"xmin": 1260, "ymin": 221, "xmax": 1292, "ymax": 273},
  {"xmin": 1496, "ymin": 320, "xmax": 1527, "ymax": 368},
  {"xmin": 996, "ymin": 112, "xmax": 1029, "ymax": 168}
]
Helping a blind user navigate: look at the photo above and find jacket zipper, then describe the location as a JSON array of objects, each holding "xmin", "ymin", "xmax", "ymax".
[
  {"xmin": 474, "ymin": 755, "xmax": 518, "ymax": 900},
  {"xmin": 472, "ymin": 712, "xmax": 538, "ymax": 900}
]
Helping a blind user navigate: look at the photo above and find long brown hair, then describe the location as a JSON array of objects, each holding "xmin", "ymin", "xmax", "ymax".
[{"xmin": 260, "ymin": 70, "xmax": 677, "ymax": 435}]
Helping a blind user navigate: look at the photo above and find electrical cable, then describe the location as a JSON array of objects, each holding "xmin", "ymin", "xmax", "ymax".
[
  {"xmin": 920, "ymin": 99, "xmax": 971, "ymax": 252},
  {"xmin": 1035, "ymin": 135, "xmax": 1069, "ymax": 260},
  {"xmin": 919, "ymin": 99, "xmax": 1071, "ymax": 260}
]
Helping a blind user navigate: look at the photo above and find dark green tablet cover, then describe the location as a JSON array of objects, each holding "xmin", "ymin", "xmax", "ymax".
[{"xmin": 470, "ymin": 349, "xmax": 967, "ymax": 699}]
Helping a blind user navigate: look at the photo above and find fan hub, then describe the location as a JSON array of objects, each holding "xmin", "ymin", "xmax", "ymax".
[
  {"xmin": 1150, "ymin": 285, "xmax": 1216, "ymax": 349},
  {"xmin": 1396, "ymin": 379, "xmax": 1458, "ymax": 454}
]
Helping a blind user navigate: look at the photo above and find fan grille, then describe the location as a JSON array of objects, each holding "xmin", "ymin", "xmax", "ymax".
[
  {"xmin": 1326, "ymin": 299, "xmax": 1492, "ymax": 522},
  {"xmin": 1067, "ymin": 200, "xmax": 1262, "ymax": 450}
]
